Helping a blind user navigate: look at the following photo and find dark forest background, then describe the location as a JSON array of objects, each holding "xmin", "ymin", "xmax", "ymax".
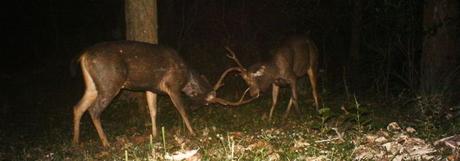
[{"xmin": 3, "ymin": 0, "xmax": 458, "ymax": 108}]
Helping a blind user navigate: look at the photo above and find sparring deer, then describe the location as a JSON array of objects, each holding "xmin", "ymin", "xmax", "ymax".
[
  {"xmin": 221, "ymin": 35, "xmax": 320, "ymax": 120},
  {"xmin": 72, "ymin": 41, "xmax": 252, "ymax": 147}
]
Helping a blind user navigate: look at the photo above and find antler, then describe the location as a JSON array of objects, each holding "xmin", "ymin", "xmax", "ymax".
[
  {"xmin": 210, "ymin": 87, "xmax": 258, "ymax": 106},
  {"xmin": 212, "ymin": 67, "xmax": 243, "ymax": 91},
  {"xmin": 207, "ymin": 47, "xmax": 257, "ymax": 106},
  {"xmin": 212, "ymin": 47, "xmax": 247, "ymax": 91},
  {"xmin": 224, "ymin": 46, "xmax": 246, "ymax": 71}
]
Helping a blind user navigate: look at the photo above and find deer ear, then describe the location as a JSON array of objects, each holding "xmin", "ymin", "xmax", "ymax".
[{"xmin": 251, "ymin": 65, "xmax": 266, "ymax": 77}]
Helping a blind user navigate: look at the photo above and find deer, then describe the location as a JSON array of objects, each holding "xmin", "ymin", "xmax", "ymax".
[
  {"xmin": 72, "ymin": 41, "xmax": 253, "ymax": 147},
  {"xmin": 219, "ymin": 35, "xmax": 320, "ymax": 121}
]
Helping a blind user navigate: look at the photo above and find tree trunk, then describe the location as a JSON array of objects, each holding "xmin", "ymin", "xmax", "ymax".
[
  {"xmin": 125, "ymin": 0, "xmax": 158, "ymax": 43},
  {"xmin": 421, "ymin": 0, "xmax": 458, "ymax": 95},
  {"xmin": 123, "ymin": 0, "xmax": 159, "ymax": 113}
]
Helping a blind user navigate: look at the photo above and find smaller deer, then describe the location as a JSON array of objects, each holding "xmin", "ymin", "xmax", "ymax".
[
  {"xmin": 73, "ymin": 41, "xmax": 250, "ymax": 147},
  {"xmin": 221, "ymin": 35, "xmax": 320, "ymax": 120}
]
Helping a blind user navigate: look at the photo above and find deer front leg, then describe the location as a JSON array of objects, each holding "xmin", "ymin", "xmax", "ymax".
[
  {"xmin": 269, "ymin": 84, "xmax": 280, "ymax": 121},
  {"xmin": 165, "ymin": 88, "xmax": 195, "ymax": 136},
  {"xmin": 145, "ymin": 91, "xmax": 158, "ymax": 137}
]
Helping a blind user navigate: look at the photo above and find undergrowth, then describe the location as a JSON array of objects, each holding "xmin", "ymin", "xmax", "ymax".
[{"xmin": 1, "ymin": 92, "xmax": 457, "ymax": 160}]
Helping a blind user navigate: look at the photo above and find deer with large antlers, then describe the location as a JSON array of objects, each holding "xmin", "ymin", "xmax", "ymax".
[
  {"xmin": 219, "ymin": 35, "xmax": 320, "ymax": 120},
  {"xmin": 72, "ymin": 41, "xmax": 252, "ymax": 147}
]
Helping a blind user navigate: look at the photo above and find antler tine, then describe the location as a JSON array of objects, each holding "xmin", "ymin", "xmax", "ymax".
[
  {"xmin": 224, "ymin": 46, "xmax": 246, "ymax": 70},
  {"xmin": 208, "ymin": 47, "xmax": 256, "ymax": 106},
  {"xmin": 210, "ymin": 87, "xmax": 257, "ymax": 106},
  {"xmin": 238, "ymin": 87, "xmax": 251, "ymax": 102},
  {"xmin": 212, "ymin": 67, "xmax": 242, "ymax": 91}
]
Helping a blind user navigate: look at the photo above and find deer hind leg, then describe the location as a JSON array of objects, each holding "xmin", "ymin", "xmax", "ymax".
[
  {"xmin": 307, "ymin": 67, "xmax": 320, "ymax": 111},
  {"xmin": 87, "ymin": 88, "xmax": 120, "ymax": 147},
  {"xmin": 283, "ymin": 80, "xmax": 299, "ymax": 120},
  {"xmin": 73, "ymin": 58, "xmax": 98, "ymax": 145},
  {"xmin": 72, "ymin": 90, "xmax": 97, "ymax": 145},
  {"xmin": 145, "ymin": 91, "xmax": 158, "ymax": 137},
  {"xmin": 269, "ymin": 84, "xmax": 280, "ymax": 121}
]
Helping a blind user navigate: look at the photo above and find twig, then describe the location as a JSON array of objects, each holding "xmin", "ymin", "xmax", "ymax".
[
  {"xmin": 315, "ymin": 128, "xmax": 344, "ymax": 143},
  {"xmin": 332, "ymin": 128, "xmax": 345, "ymax": 142},
  {"xmin": 315, "ymin": 137, "xmax": 339, "ymax": 143}
]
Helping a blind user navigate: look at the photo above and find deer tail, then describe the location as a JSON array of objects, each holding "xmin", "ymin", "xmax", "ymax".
[{"xmin": 69, "ymin": 52, "xmax": 87, "ymax": 78}]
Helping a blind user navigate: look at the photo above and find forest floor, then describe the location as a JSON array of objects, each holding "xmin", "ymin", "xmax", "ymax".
[{"xmin": 1, "ymin": 86, "xmax": 459, "ymax": 160}]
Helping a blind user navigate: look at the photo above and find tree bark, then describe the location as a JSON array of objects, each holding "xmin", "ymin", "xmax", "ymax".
[
  {"xmin": 421, "ymin": 0, "xmax": 458, "ymax": 94},
  {"xmin": 124, "ymin": 0, "xmax": 159, "ymax": 113},
  {"xmin": 125, "ymin": 0, "xmax": 158, "ymax": 44}
]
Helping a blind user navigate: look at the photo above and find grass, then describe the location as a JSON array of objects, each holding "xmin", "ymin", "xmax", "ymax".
[{"xmin": 1, "ymin": 92, "xmax": 458, "ymax": 160}]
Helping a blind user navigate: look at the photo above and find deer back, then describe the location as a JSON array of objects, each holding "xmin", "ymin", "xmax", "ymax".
[
  {"xmin": 83, "ymin": 41, "xmax": 191, "ymax": 93},
  {"xmin": 278, "ymin": 35, "xmax": 318, "ymax": 77}
]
